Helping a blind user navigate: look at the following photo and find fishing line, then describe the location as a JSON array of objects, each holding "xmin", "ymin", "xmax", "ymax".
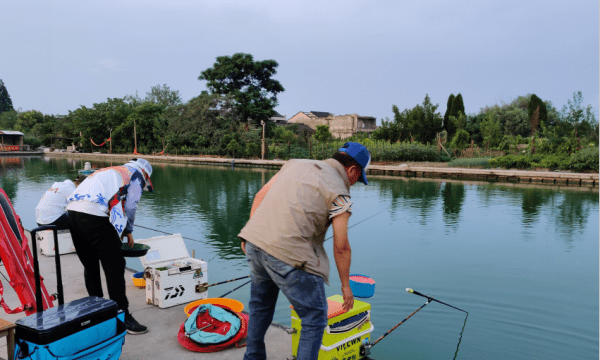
[
  {"xmin": 134, "ymin": 224, "xmax": 204, "ymax": 243},
  {"xmin": 452, "ymin": 313, "xmax": 469, "ymax": 360},
  {"xmin": 325, "ymin": 209, "xmax": 389, "ymax": 241},
  {"xmin": 362, "ymin": 288, "xmax": 469, "ymax": 358}
]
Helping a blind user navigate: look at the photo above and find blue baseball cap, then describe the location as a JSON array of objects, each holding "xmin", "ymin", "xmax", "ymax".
[{"xmin": 338, "ymin": 142, "xmax": 371, "ymax": 185}]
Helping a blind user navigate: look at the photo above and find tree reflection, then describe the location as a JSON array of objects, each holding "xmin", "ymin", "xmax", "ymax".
[
  {"xmin": 375, "ymin": 178, "xmax": 440, "ymax": 225},
  {"xmin": 521, "ymin": 188, "xmax": 556, "ymax": 227},
  {"xmin": 441, "ymin": 182, "xmax": 465, "ymax": 229},
  {"xmin": 144, "ymin": 164, "xmax": 273, "ymax": 260}
]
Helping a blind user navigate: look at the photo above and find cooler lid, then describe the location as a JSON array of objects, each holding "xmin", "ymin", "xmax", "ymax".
[
  {"xmin": 138, "ymin": 234, "xmax": 189, "ymax": 267},
  {"xmin": 15, "ymin": 296, "xmax": 117, "ymax": 343}
]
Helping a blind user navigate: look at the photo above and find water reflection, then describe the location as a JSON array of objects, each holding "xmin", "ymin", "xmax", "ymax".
[
  {"xmin": 442, "ymin": 182, "xmax": 466, "ymax": 231},
  {"xmin": 375, "ymin": 178, "xmax": 440, "ymax": 225},
  {"xmin": 145, "ymin": 164, "xmax": 273, "ymax": 260},
  {"xmin": 3, "ymin": 157, "xmax": 598, "ymax": 259}
]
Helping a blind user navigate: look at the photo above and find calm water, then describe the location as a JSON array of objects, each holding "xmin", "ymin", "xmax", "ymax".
[{"xmin": 2, "ymin": 156, "xmax": 598, "ymax": 360}]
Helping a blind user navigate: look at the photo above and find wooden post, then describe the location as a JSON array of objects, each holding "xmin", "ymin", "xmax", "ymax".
[{"xmin": 261, "ymin": 120, "xmax": 266, "ymax": 160}]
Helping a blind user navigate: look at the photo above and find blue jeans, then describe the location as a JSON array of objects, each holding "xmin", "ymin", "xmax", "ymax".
[{"xmin": 243, "ymin": 241, "xmax": 327, "ymax": 360}]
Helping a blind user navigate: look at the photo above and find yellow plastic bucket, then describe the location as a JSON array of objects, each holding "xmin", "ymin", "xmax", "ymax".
[
  {"xmin": 184, "ymin": 298, "xmax": 244, "ymax": 317},
  {"xmin": 132, "ymin": 271, "xmax": 146, "ymax": 288}
]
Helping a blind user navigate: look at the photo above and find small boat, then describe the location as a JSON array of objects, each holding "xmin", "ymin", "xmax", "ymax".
[{"xmin": 78, "ymin": 162, "xmax": 97, "ymax": 175}]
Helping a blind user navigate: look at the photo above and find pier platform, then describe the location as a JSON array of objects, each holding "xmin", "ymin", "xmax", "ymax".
[{"xmin": 0, "ymin": 234, "xmax": 292, "ymax": 360}]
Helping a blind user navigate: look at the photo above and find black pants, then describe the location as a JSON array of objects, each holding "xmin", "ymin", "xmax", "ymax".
[
  {"xmin": 67, "ymin": 210, "xmax": 129, "ymax": 312},
  {"xmin": 37, "ymin": 213, "xmax": 70, "ymax": 231}
]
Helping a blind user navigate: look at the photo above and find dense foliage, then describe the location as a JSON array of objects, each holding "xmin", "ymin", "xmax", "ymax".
[
  {"xmin": 3, "ymin": 52, "xmax": 597, "ymax": 174},
  {"xmin": 372, "ymin": 94, "xmax": 443, "ymax": 145}
]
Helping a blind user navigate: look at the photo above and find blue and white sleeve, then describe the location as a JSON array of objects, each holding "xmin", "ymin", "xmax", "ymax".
[{"xmin": 123, "ymin": 178, "xmax": 143, "ymax": 234}]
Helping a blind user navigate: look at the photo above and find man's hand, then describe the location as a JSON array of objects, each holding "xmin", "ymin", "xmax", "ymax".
[
  {"xmin": 241, "ymin": 240, "xmax": 246, "ymax": 254},
  {"xmin": 121, "ymin": 233, "xmax": 134, "ymax": 248},
  {"xmin": 341, "ymin": 285, "xmax": 354, "ymax": 312}
]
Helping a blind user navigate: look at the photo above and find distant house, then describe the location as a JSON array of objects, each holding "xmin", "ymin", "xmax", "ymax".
[
  {"xmin": 288, "ymin": 111, "xmax": 377, "ymax": 139},
  {"xmin": 269, "ymin": 112, "xmax": 287, "ymax": 124},
  {"xmin": 288, "ymin": 111, "xmax": 333, "ymax": 123},
  {"xmin": 0, "ymin": 130, "xmax": 24, "ymax": 151}
]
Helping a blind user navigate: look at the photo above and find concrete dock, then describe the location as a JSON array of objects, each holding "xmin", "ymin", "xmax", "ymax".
[
  {"xmin": 46, "ymin": 152, "xmax": 599, "ymax": 187},
  {"xmin": 0, "ymin": 234, "xmax": 292, "ymax": 360}
]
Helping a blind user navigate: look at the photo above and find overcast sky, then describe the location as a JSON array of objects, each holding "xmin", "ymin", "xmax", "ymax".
[{"xmin": 2, "ymin": 0, "xmax": 598, "ymax": 123}]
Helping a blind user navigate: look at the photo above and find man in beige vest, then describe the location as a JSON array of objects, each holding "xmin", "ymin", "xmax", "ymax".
[{"xmin": 238, "ymin": 142, "xmax": 371, "ymax": 360}]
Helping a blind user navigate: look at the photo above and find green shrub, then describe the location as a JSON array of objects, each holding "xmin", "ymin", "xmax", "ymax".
[
  {"xmin": 531, "ymin": 154, "xmax": 570, "ymax": 170},
  {"xmin": 569, "ymin": 146, "xmax": 599, "ymax": 171},
  {"xmin": 447, "ymin": 158, "xmax": 491, "ymax": 168},
  {"xmin": 488, "ymin": 154, "xmax": 544, "ymax": 169},
  {"xmin": 450, "ymin": 130, "xmax": 470, "ymax": 152},
  {"xmin": 23, "ymin": 136, "xmax": 43, "ymax": 148}
]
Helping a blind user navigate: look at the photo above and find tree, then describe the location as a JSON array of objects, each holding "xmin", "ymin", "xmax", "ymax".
[
  {"xmin": 0, "ymin": 80, "xmax": 14, "ymax": 114},
  {"xmin": 314, "ymin": 125, "xmax": 332, "ymax": 143},
  {"xmin": 451, "ymin": 93, "xmax": 465, "ymax": 118},
  {"xmin": 389, "ymin": 94, "xmax": 443, "ymax": 144},
  {"xmin": 443, "ymin": 94, "xmax": 455, "ymax": 132},
  {"xmin": 0, "ymin": 110, "xmax": 18, "ymax": 129},
  {"xmin": 527, "ymin": 94, "xmax": 547, "ymax": 134},
  {"xmin": 480, "ymin": 112, "xmax": 502, "ymax": 148},
  {"xmin": 371, "ymin": 117, "xmax": 401, "ymax": 142},
  {"xmin": 447, "ymin": 93, "xmax": 465, "ymax": 137},
  {"xmin": 450, "ymin": 129, "xmax": 470, "ymax": 152},
  {"xmin": 15, "ymin": 110, "xmax": 43, "ymax": 134},
  {"xmin": 199, "ymin": 53, "xmax": 284, "ymax": 125},
  {"xmin": 274, "ymin": 126, "xmax": 296, "ymax": 158},
  {"xmin": 144, "ymin": 84, "xmax": 182, "ymax": 108},
  {"xmin": 561, "ymin": 91, "xmax": 597, "ymax": 140}
]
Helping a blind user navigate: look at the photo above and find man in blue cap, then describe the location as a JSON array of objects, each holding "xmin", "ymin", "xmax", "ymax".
[{"xmin": 238, "ymin": 142, "xmax": 371, "ymax": 360}]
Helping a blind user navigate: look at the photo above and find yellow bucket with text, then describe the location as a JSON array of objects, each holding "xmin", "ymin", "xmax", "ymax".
[{"xmin": 291, "ymin": 295, "xmax": 373, "ymax": 360}]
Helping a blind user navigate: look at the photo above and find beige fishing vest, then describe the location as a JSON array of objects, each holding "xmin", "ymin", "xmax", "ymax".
[{"xmin": 238, "ymin": 159, "xmax": 350, "ymax": 285}]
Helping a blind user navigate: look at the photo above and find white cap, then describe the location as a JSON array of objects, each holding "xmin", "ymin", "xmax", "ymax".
[{"xmin": 126, "ymin": 158, "xmax": 154, "ymax": 191}]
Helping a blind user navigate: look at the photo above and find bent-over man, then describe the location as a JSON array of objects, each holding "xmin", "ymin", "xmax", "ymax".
[
  {"xmin": 66, "ymin": 158, "xmax": 154, "ymax": 335},
  {"xmin": 238, "ymin": 142, "xmax": 371, "ymax": 360}
]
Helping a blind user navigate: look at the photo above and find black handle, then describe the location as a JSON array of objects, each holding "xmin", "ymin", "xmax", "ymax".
[{"xmin": 30, "ymin": 225, "xmax": 64, "ymax": 312}]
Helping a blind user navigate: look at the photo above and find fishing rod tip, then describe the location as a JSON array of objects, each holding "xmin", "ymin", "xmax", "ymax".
[{"xmin": 406, "ymin": 288, "xmax": 413, "ymax": 293}]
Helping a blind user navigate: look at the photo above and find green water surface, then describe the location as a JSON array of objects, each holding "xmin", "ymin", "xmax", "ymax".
[{"xmin": 2, "ymin": 156, "xmax": 598, "ymax": 360}]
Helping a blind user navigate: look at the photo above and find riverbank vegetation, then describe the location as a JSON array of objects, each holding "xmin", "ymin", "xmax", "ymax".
[{"xmin": 0, "ymin": 54, "xmax": 598, "ymax": 172}]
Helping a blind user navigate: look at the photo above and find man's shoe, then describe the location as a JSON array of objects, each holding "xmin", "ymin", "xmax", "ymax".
[{"xmin": 124, "ymin": 313, "xmax": 148, "ymax": 334}]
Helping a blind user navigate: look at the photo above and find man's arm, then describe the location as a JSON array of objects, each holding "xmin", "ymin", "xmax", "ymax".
[
  {"xmin": 241, "ymin": 173, "xmax": 279, "ymax": 254},
  {"xmin": 122, "ymin": 178, "xmax": 142, "ymax": 247},
  {"xmin": 332, "ymin": 211, "xmax": 354, "ymax": 312}
]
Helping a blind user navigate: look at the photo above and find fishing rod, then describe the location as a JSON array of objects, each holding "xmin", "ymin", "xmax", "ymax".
[
  {"xmin": 406, "ymin": 288, "xmax": 468, "ymax": 314},
  {"xmin": 218, "ymin": 280, "xmax": 252, "ymax": 298},
  {"xmin": 362, "ymin": 296, "xmax": 433, "ymax": 356},
  {"xmin": 196, "ymin": 275, "xmax": 251, "ymax": 293}
]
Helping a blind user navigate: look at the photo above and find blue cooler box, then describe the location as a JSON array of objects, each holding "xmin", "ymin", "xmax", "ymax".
[{"xmin": 14, "ymin": 296, "xmax": 126, "ymax": 360}]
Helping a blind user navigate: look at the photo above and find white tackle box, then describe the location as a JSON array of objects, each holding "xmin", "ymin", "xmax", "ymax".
[
  {"xmin": 138, "ymin": 234, "xmax": 208, "ymax": 308},
  {"xmin": 36, "ymin": 229, "xmax": 76, "ymax": 256}
]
